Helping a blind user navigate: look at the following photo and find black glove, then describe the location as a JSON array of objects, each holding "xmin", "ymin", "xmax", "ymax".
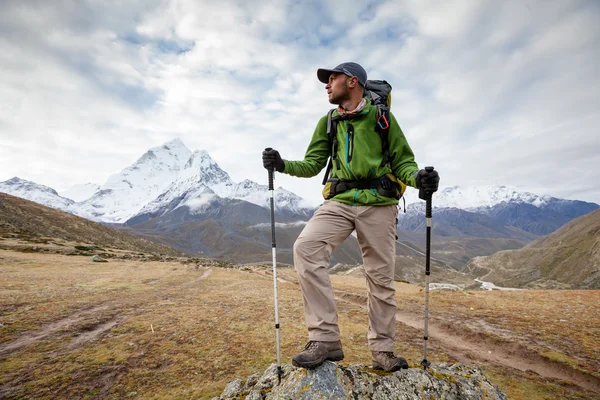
[
  {"xmin": 416, "ymin": 168, "xmax": 440, "ymax": 199},
  {"xmin": 262, "ymin": 148, "xmax": 285, "ymax": 172}
]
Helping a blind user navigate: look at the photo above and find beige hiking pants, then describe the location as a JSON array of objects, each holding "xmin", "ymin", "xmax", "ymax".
[{"xmin": 293, "ymin": 200, "xmax": 399, "ymax": 351}]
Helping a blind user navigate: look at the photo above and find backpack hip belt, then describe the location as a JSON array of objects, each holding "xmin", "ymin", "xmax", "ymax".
[{"xmin": 325, "ymin": 175, "xmax": 401, "ymax": 200}]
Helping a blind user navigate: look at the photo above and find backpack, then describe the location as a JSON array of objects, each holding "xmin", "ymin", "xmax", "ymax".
[{"xmin": 321, "ymin": 80, "xmax": 406, "ymax": 200}]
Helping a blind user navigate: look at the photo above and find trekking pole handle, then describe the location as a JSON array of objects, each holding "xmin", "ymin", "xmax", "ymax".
[
  {"xmin": 265, "ymin": 147, "xmax": 275, "ymax": 191},
  {"xmin": 424, "ymin": 166, "xmax": 434, "ymax": 218}
]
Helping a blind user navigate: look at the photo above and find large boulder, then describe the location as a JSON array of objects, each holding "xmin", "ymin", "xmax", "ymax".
[{"xmin": 214, "ymin": 362, "xmax": 507, "ymax": 400}]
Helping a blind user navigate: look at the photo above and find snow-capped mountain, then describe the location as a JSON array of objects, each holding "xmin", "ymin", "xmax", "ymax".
[
  {"xmin": 400, "ymin": 185, "xmax": 599, "ymax": 236},
  {"xmin": 131, "ymin": 148, "xmax": 311, "ymax": 221},
  {"xmin": 60, "ymin": 183, "xmax": 101, "ymax": 202},
  {"xmin": 405, "ymin": 185, "xmax": 554, "ymax": 210},
  {"xmin": 0, "ymin": 177, "xmax": 74, "ymax": 211},
  {"xmin": 132, "ymin": 149, "xmax": 223, "ymax": 218},
  {"xmin": 0, "ymin": 138, "xmax": 311, "ymax": 224},
  {"xmin": 71, "ymin": 138, "xmax": 192, "ymax": 222}
]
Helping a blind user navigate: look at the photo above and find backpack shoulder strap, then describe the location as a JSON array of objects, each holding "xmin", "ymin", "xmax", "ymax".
[
  {"xmin": 322, "ymin": 109, "xmax": 340, "ymax": 185},
  {"xmin": 375, "ymin": 104, "xmax": 393, "ymax": 168}
]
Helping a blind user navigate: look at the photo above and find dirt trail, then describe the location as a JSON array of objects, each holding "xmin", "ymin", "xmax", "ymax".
[
  {"xmin": 181, "ymin": 267, "xmax": 212, "ymax": 287},
  {"xmin": 65, "ymin": 315, "xmax": 128, "ymax": 351},
  {"xmin": 0, "ymin": 268, "xmax": 214, "ymax": 358},
  {"xmin": 337, "ymin": 292, "xmax": 600, "ymax": 393},
  {"xmin": 0, "ymin": 303, "xmax": 116, "ymax": 356}
]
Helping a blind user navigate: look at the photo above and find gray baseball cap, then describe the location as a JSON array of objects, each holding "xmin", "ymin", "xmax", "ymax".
[{"xmin": 317, "ymin": 62, "xmax": 367, "ymax": 87}]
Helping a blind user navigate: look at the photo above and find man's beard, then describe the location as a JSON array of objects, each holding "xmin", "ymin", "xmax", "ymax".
[{"xmin": 328, "ymin": 86, "xmax": 350, "ymax": 106}]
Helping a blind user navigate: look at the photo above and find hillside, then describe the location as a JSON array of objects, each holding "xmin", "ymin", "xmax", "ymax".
[
  {"xmin": 0, "ymin": 193, "xmax": 185, "ymax": 257},
  {"xmin": 463, "ymin": 208, "xmax": 600, "ymax": 289}
]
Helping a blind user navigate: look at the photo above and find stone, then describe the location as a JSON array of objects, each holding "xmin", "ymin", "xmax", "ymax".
[{"xmin": 214, "ymin": 362, "xmax": 507, "ymax": 400}]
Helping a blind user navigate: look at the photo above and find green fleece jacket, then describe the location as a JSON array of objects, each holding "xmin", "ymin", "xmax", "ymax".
[{"xmin": 283, "ymin": 99, "xmax": 419, "ymax": 206}]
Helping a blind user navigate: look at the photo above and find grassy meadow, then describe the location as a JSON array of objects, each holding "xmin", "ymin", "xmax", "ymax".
[{"xmin": 0, "ymin": 236, "xmax": 599, "ymax": 399}]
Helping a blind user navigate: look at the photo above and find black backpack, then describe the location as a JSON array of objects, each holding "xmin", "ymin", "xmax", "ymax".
[{"xmin": 321, "ymin": 80, "xmax": 394, "ymax": 185}]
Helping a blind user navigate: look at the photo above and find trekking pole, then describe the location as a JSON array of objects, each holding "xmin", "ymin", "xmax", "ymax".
[
  {"xmin": 265, "ymin": 148, "xmax": 283, "ymax": 384},
  {"xmin": 420, "ymin": 166, "xmax": 435, "ymax": 370}
]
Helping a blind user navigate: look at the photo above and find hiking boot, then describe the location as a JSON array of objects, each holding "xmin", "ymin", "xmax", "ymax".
[
  {"xmin": 372, "ymin": 351, "xmax": 409, "ymax": 372},
  {"xmin": 292, "ymin": 340, "xmax": 344, "ymax": 368}
]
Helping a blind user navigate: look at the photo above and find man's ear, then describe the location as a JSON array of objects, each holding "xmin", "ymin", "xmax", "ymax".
[{"xmin": 348, "ymin": 76, "xmax": 359, "ymax": 89}]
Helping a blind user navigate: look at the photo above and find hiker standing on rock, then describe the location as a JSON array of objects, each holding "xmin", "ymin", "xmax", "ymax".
[{"xmin": 263, "ymin": 62, "xmax": 440, "ymax": 372}]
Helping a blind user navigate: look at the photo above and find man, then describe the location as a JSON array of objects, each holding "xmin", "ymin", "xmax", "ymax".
[{"xmin": 263, "ymin": 62, "xmax": 440, "ymax": 372}]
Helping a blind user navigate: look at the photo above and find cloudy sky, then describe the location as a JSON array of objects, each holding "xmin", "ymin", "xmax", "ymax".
[{"xmin": 1, "ymin": 0, "xmax": 599, "ymax": 207}]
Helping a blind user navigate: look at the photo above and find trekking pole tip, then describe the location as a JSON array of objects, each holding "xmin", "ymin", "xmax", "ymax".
[
  {"xmin": 276, "ymin": 365, "xmax": 283, "ymax": 385},
  {"xmin": 420, "ymin": 359, "xmax": 431, "ymax": 370}
]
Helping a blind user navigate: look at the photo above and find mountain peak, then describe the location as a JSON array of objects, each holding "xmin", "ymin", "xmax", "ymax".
[
  {"xmin": 188, "ymin": 149, "xmax": 212, "ymax": 163},
  {"xmin": 1, "ymin": 176, "xmax": 59, "ymax": 195},
  {"xmin": 160, "ymin": 137, "xmax": 188, "ymax": 153},
  {"xmin": 183, "ymin": 149, "xmax": 232, "ymax": 186},
  {"xmin": 0, "ymin": 176, "xmax": 73, "ymax": 210},
  {"xmin": 5, "ymin": 176, "xmax": 36, "ymax": 186}
]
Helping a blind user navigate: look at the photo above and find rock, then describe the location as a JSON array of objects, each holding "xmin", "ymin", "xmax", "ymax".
[
  {"xmin": 90, "ymin": 255, "xmax": 108, "ymax": 263},
  {"xmin": 221, "ymin": 378, "xmax": 244, "ymax": 398},
  {"xmin": 214, "ymin": 362, "xmax": 507, "ymax": 400},
  {"xmin": 430, "ymin": 283, "xmax": 462, "ymax": 291}
]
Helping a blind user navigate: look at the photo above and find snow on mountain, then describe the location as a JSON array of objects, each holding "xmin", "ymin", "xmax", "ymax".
[
  {"xmin": 48, "ymin": 138, "xmax": 311, "ymax": 223},
  {"xmin": 134, "ymin": 149, "xmax": 226, "ymax": 217},
  {"xmin": 0, "ymin": 177, "xmax": 74, "ymax": 211},
  {"xmin": 225, "ymin": 179, "xmax": 311, "ymax": 214},
  {"xmin": 71, "ymin": 138, "xmax": 192, "ymax": 222},
  {"xmin": 186, "ymin": 149, "xmax": 233, "ymax": 188},
  {"xmin": 135, "ymin": 149, "xmax": 311, "ymax": 220},
  {"xmin": 409, "ymin": 185, "xmax": 554, "ymax": 210},
  {"xmin": 138, "ymin": 182, "xmax": 218, "ymax": 217},
  {"xmin": 60, "ymin": 183, "xmax": 100, "ymax": 202}
]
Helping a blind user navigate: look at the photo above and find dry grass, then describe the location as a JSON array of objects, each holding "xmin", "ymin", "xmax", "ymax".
[{"xmin": 1, "ymin": 242, "xmax": 599, "ymax": 399}]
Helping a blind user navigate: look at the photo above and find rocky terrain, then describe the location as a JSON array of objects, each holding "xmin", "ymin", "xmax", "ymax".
[{"xmin": 213, "ymin": 362, "xmax": 507, "ymax": 400}]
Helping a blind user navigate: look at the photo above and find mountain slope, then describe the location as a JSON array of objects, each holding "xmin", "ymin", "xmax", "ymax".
[
  {"xmin": 0, "ymin": 193, "xmax": 185, "ymax": 256},
  {"xmin": 398, "ymin": 204, "xmax": 537, "ymax": 241},
  {"xmin": 476, "ymin": 199, "xmax": 599, "ymax": 236},
  {"xmin": 462, "ymin": 208, "xmax": 600, "ymax": 288}
]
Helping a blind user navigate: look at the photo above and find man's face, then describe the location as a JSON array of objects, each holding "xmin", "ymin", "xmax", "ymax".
[{"xmin": 325, "ymin": 72, "xmax": 352, "ymax": 105}]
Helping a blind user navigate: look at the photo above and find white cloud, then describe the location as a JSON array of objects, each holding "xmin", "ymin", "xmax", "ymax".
[{"xmin": 0, "ymin": 0, "xmax": 599, "ymax": 207}]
